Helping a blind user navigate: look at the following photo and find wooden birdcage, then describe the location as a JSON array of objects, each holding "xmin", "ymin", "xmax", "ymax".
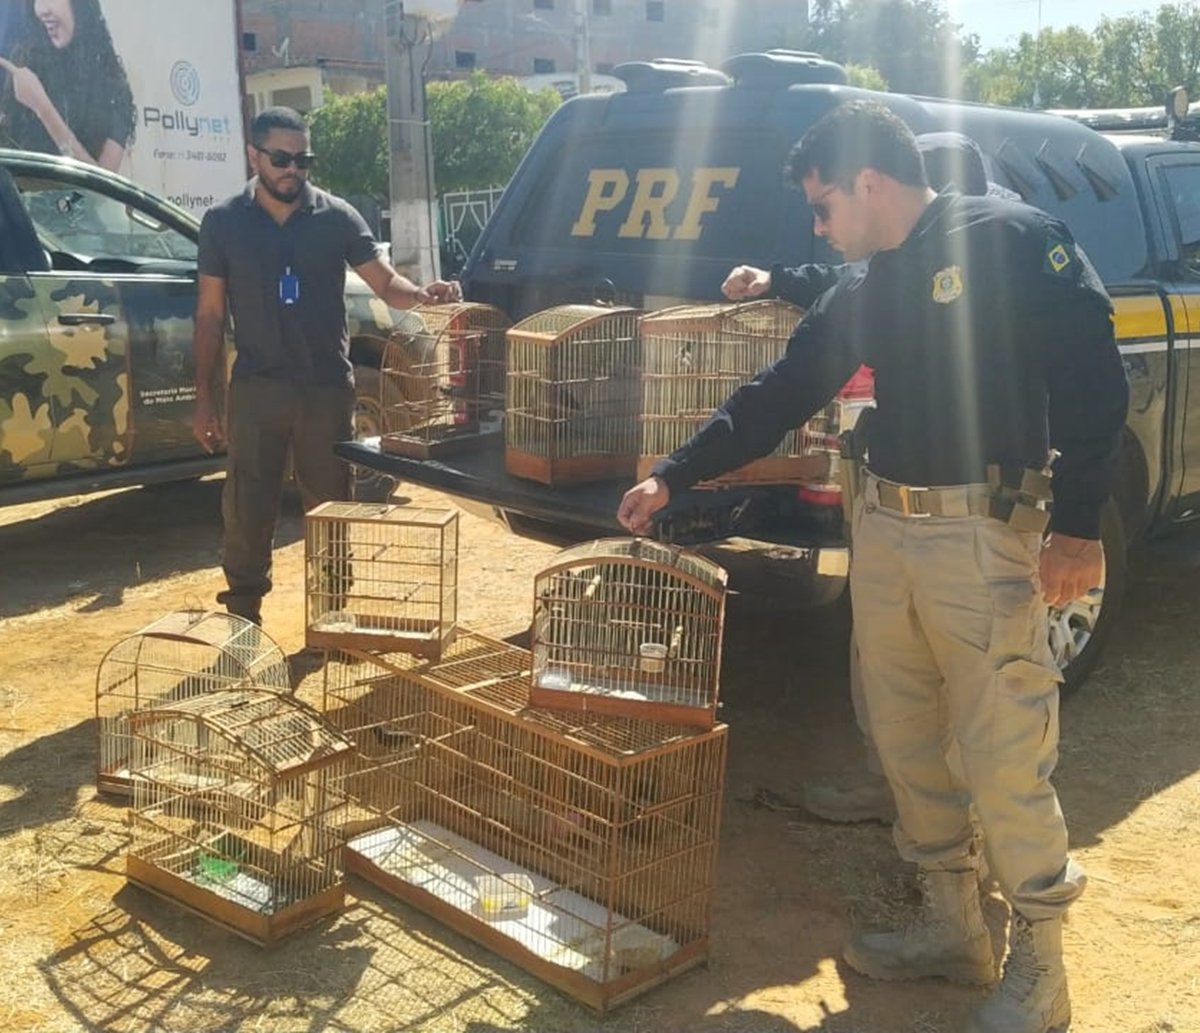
[
  {"xmin": 505, "ymin": 304, "xmax": 642, "ymax": 485},
  {"xmin": 126, "ymin": 688, "xmax": 352, "ymax": 946},
  {"xmin": 638, "ymin": 299, "xmax": 833, "ymax": 486},
  {"xmin": 95, "ymin": 610, "xmax": 291, "ymax": 797},
  {"xmin": 379, "ymin": 302, "xmax": 512, "ymax": 458},
  {"xmin": 529, "ymin": 538, "xmax": 727, "ymax": 728},
  {"xmin": 304, "ymin": 502, "xmax": 458, "ymax": 658},
  {"xmin": 319, "ymin": 634, "xmax": 727, "ymax": 1013}
]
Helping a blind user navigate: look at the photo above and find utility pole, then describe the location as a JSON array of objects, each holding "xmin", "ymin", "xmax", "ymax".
[
  {"xmin": 383, "ymin": 0, "xmax": 440, "ymax": 284},
  {"xmin": 574, "ymin": 0, "xmax": 592, "ymax": 95}
]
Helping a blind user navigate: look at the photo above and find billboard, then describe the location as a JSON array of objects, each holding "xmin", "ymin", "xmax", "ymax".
[{"xmin": 0, "ymin": 0, "xmax": 246, "ymax": 214}]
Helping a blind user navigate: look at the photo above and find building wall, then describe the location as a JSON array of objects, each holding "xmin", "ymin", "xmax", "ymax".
[{"xmin": 239, "ymin": 0, "xmax": 810, "ymax": 88}]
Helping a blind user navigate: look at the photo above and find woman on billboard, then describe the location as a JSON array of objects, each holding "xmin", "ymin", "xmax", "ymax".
[{"xmin": 0, "ymin": 0, "xmax": 135, "ymax": 171}]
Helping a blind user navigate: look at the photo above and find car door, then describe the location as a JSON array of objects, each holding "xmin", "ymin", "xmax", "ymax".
[
  {"xmin": 11, "ymin": 165, "xmax": 203, "ymax": 472},
  {"xmin": 0, "ymin": 165, "xmax": 58, "ymax": 486},
  {"xmin": 1146, "ymin": 155, "xmax": 1200, "ymax": 518}
]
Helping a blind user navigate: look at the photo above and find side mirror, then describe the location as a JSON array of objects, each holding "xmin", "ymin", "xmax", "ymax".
[{"xmin": 1168, "ymin": 86, "xmax": 1190, "ymax": 120}]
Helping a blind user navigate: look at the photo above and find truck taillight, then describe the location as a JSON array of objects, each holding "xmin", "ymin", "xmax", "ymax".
[{"xmin": 797, "ymin": 366, "xmax": 876, "ymax": 507}]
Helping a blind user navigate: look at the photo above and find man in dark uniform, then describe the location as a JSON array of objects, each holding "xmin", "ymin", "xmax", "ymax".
[
  {"xmin": 619, "ymin": 101, "xmax": 1128, "ymax": 1033},
  {"xmin": 723, "ymin": 131, "xmax": 1009, "ymax": 827},
  {"xmin": 192, "ymin": 106, "xmax": 459, "ymax": 627}
]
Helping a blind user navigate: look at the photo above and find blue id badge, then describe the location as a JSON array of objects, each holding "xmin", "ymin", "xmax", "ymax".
[{"xmin": 279, "ymin": 266, "xmax": 300, "ymax": 305}]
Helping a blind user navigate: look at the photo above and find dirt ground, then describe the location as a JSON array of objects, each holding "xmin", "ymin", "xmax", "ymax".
[{"xmin": 0, "ymin": 474, "xmax": 1196, "ymax": 1033}]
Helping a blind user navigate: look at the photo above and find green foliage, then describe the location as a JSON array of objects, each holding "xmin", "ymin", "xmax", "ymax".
[
  {"xmin": 426, "ymin": 72, "xmax": 561, "ymax": 193},
  {"xmin": 807, "ymin": 0, "xmax": 978, "ymax": 97},
  {"xmin": 967, "ymin": 2, "xmax": 1200, "ymax": 109},
  {"xmin": 307, "ymin": 87, "xmax": 389, "ymax": 202},
  {"xmin": 845, "ymin": 63, "xmax": 889, "ymax": 91}
]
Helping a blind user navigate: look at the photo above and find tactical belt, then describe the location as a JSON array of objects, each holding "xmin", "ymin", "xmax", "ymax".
[{"xmin": 865, "ymin": 471, "xmax": 1050, "ymax": 534}]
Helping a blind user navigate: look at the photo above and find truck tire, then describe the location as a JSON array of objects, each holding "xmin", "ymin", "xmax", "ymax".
[
  {"xmin": 1053, "ymin": 497, "xmax": 1126, "ymax": 697},
  {"xmin": 350, "ymin": 366, "xmax": 396, "ymax": 503}
]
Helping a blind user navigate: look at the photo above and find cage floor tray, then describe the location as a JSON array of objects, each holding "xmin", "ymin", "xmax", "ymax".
[
  {"xmin": 529, "ymin": 670, "xmax": 715, "ymax": 727},
  {"xmin": 347, "ymin": 820, "xmax": 678, "ymax": 980}
]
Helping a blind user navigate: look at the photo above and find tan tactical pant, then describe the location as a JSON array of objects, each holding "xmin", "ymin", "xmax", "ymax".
[
  {"xmin": 219, "ymin": 375, "xmax": 354, "ymax": 621},
  {"xmin": 850, "ymin": 479, "xmax": 1086, "ymax": 920}
]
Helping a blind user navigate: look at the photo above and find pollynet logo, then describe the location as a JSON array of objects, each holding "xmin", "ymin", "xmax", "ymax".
[{"xmin": 169, "ymin": 61, "xmax": 201, "ymax": 107}]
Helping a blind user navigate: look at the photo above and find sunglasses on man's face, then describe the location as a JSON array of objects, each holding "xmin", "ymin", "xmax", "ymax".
[{"xmin": 255, "ymin": 146, "xmax": 315, "ymax": 170}]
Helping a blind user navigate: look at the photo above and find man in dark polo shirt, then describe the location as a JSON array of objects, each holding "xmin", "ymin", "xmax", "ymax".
[{"xmin": 192, "ymin": 105, "xmax": 459, "ymax": 626}]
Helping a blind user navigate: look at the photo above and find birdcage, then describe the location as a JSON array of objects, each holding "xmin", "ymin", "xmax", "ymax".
[
  {"xmin": 638, "ymin": 299, "xmax": 834, "ymax": 486},
  {"xmin": 379, "ymin": 302, "xmax": 512, "ymax": 458},
  {"xmin": 304, "ymin": 502, "xmax": 458, "ymax": 658},
  {"xmin": 320, "ymin": 636, "xmax": 727, "ymax": 1012},
  {"xmin": 95, "ymin": 610, "xmax": 292, "ymax": 797},
  {"xmin": 528, "ymin": 538, "xmax": 727, "ymax": 728},
  {"xmin": 505, "ymin": 304, "xmax": 642, "ymax": 485},
  {"xmin": 126, "ymin": 688, "xmax": 353, "ymax": 945}
]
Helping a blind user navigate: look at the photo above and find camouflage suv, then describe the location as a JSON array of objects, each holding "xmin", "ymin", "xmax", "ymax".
[{"xmin": 0, "ymin": 149, "xmax": 398, "ymax": 506}]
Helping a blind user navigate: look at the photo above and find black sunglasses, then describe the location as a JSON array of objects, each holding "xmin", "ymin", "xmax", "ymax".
[{"xmin": 255, "ymin": 146, "xmax": 315, "ymax": 170}]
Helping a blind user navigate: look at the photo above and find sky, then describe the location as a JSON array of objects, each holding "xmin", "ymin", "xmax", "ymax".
[{"xmin": 945, "ymin": 0, "xmax": 1161, "ymax": 51}]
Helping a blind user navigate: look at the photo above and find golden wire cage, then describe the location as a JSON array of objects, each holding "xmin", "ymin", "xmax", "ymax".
[
  {"xmin": 304, "ymin": 502, "xmax": 458, "ymax": 658},
  {"xmin": 505, "ymin": 304, "xmax": 642, "ymax": 485},
  {"xmin": 126, "ymin": 688, "xmax": 353, "ymax": 946},
  {"xmin": 95, "ymin": 610, "xmax": 291, "ymax": 797},
  {"xmin": 529, "ymin": 538, "xmax": 728, "ymax": 728},
  {"xmin": 638, "ymin": 299, "xmax": 833, "ymax": 486},
  {"xmin": 379, "ymin": 302, "xmax": 512, "ymax": 458},
  {"xmin": 319, "ymin": 635, "xmax": 727, "ymax": 1013}
]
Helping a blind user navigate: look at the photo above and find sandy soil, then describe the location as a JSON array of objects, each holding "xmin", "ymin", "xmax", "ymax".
[{"xmin": 0, "ymin": 474, "xmax": 1195, "ymax": 1033}]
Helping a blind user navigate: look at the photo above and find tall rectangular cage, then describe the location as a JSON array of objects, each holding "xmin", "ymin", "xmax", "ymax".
[
  {"xmin": 96, "ymin": 610, "xmax": 292, "ymax": 797},
  {"xmin": 127, "ymin": 689, "xmax": 353, "ymax": 946},
  {"xmin": 305, "ymin": 502, "xmax": 458, "ymax": 659},
  {"xmin": 529, "ymin": 538, "xmax": 728, "ymax": 728},
  {"xmin": 319, "ymin": 638, "xmax": 727, "ymax": 1012},
  {"xmin": 380, "ymin": 302, "xmax": 512, "ymax": 458},
  {"xmin": 505, "ymin": 304, "xmax": 642, "ymax": 485},
  {"xmin": 638, "ymin": 299, "xmax": 835, "ymax": 486}
]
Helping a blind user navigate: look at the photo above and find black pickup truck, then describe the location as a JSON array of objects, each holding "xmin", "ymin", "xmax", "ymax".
[{"xmin": 338, "ymin": 52, "xmax": 1200, "ymax": 692}]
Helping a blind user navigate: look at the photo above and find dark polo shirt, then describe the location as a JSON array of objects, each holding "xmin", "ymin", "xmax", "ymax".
[{"xmin": 198, "ymin": 180, "xmax": 379, "ymax": 386}]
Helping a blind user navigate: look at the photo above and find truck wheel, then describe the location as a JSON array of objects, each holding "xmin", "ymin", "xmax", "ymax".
[
  {"xmin": 1052, "ymin": 498, "xmax": 1126, "ymax": 697},
  {"xmin": 350, "ymin": 366, "xmax": 396, "ymax": 503}
]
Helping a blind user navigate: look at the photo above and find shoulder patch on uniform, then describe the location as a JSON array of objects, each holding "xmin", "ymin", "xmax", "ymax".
[
  {"xmin": 1042, "ymin": 230, "xmax": 1077, "ymax": 278},
  {"xmin": 931, "ymin": 264, "xmax": 963, "ymax": 304}
]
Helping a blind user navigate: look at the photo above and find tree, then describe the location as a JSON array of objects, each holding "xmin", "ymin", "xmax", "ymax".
[
  {"xmin": 307, "ymin": 87, "xmax": 389, "ymax": 203},
  {"xmin": 845, "ymin": 63, "xmax": 889, "ymax": 91},
  {"xmin": 426, "ymin": 72, "xmax": 561, "ymax": 194},
  {"xmin": 967, "ymin": 3, "xmax": 1200, "ymax": 109},
  {"xmin": 807, "ymin": 0, "xmax": 978, "ymax": 98}
]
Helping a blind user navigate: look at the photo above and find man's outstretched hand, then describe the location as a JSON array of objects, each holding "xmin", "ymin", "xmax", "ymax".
[{"xmin": 617, "ymin": 476, "xmax": 670, "ymax": 535}]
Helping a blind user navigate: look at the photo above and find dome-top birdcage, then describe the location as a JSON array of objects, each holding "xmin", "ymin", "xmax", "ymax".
[
  {"xmin": 96, "ymin": 610, "xmax": 291, "ymax": 796},
  {"xmin": 127, "ymin": 687, "xmax": 353, "ymax": 946},
  {"xmin": 638, "ymin": 299, "xmax": 834, "ymax": 486},
  {"xmin": 506, "ymin": 304, "xmax": 642, "ymax": 485},
  {"xmin": 380, "ymin": 302, "xmax": 512, "ymax": 458},
  {"xmin": 529, "ymin": 537, "xmax": 728, "ymax": 727}
]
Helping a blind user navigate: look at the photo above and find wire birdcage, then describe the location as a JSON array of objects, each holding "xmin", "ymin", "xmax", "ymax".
[
  {"xmin": 304, "ymin": 503, "xmax": 458, "ymax": 658},
  {"xmin": 126, "ymin": 688, "xmax": 352, "ymax": 945},
  {"xmin": 95, "ymin": 610, "xmax": 291, "ymax": 797},
  {"xmin": 319, "ymin": 635, "xmax": 727, "ymax": 1013},
  {"xmin": 638, "ymin": 299, "xmax": 834, "ymax": 486},
  {"xmin": 380, "ymin": 302, "xmax": 512, "ymax": 458},
  {"xmin": 528, "ymin": 538, "xmax": 727, "ymax": 727},
  {"xmin": 506, "ymin": 304, "xmax": 642, "ymax": 485}
]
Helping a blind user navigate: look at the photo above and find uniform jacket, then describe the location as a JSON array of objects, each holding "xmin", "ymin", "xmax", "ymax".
[{"xmin": 653, "ymin": 191, "xmax": 1130, "ymax": 540}]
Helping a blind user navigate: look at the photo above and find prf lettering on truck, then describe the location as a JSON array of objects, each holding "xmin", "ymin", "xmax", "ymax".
[{"xmin": 570, "ymin": 167, "xmax": 741, "ymax": 240}]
